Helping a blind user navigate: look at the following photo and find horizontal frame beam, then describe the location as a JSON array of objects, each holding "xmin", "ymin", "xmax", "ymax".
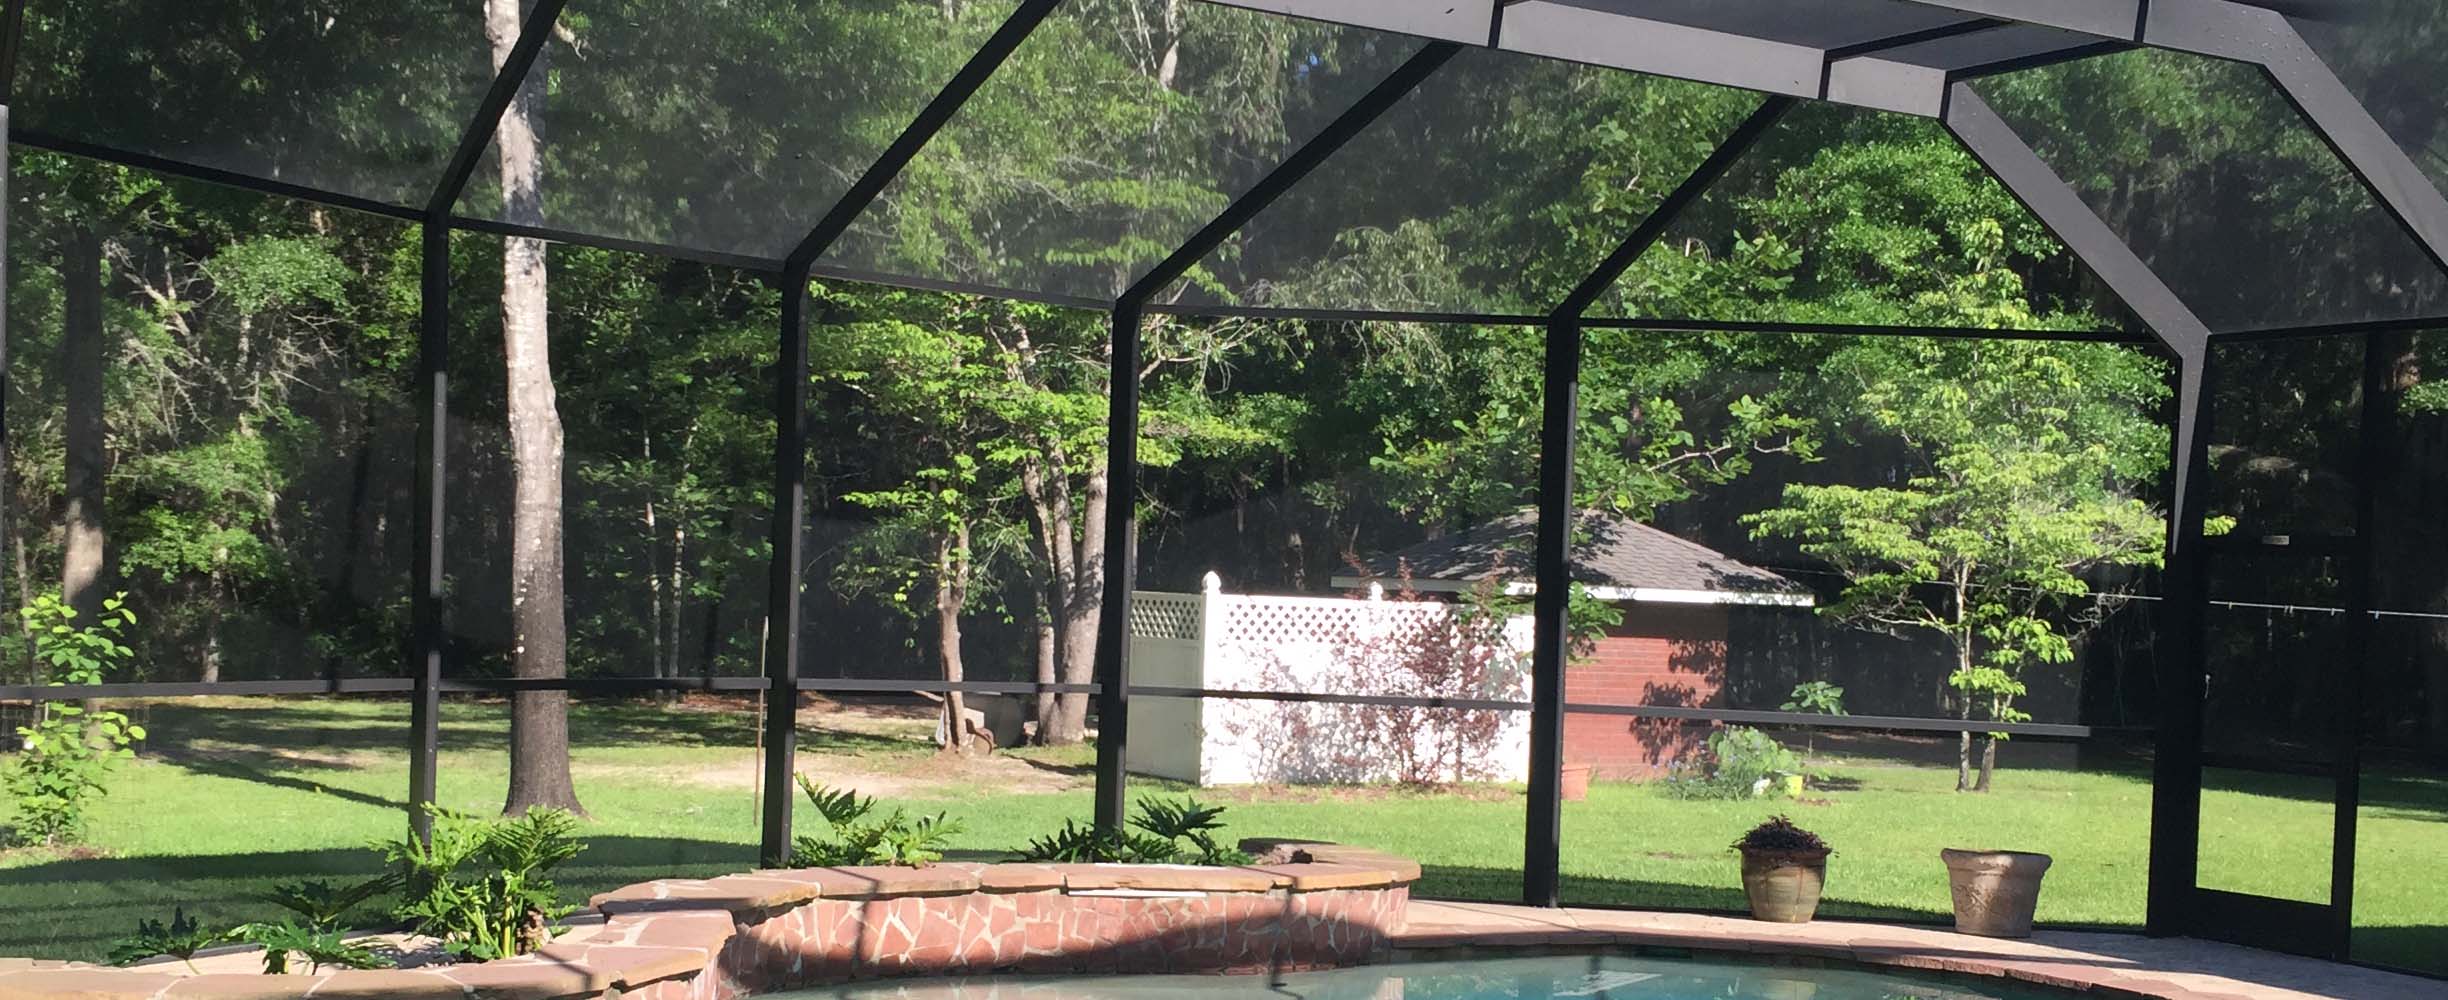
[{"xmin": 2, "ymin": 678, "xmax": 2110, "ymax": 738}]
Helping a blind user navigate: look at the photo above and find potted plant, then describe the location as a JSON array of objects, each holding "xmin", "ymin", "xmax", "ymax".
[
  {"xmin": 1940, "ymin": 848, "xmax": 2053, "ymax": 937},
  {"xmin": 1559, "ymin": 762, "xmax": 1594, "ymax": 801},
  {"xmin": 1733, "ymin": 815, "xmax": 1830, "ymax": 923}
]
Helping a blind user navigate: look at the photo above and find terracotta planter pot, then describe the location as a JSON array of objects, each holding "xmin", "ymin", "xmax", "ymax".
[
  {"xmin": 1942, "ymin": 848, "xmax": 2053, "ymax": 938},
  {"xmin": 1738, "ymin": 847, "xmax": 1828, "ymax": 923},
  {"xmin": 1560, "ymin": 763, "xmax": 1594, "ymax": 801}
]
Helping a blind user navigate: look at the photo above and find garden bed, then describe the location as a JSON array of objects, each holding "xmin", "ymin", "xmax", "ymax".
[{"xmin": 0, "ymin": 839, "xmax": 1417, "ymax": 999}]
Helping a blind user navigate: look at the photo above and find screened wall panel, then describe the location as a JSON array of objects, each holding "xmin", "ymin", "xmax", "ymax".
[
  {"xmin": 3, "ymin": 161, "xmax": 416, "ymax": 683},
  {"xmin": 11, "ymin": 0, "xmax": 498, "ymax": 208},
  {"xmin": 1169, "ymin": 49, "xmax": 1759, "ymax": 314},
  {"xmin": 0, "ymin": 697, "xmax": 416, "ymax": 960},
  {"xmin": 441, "ymin": 238, "xmax": 773, "ymax": 681},
  {"xmin": 443, "ymin": 696, "xmax": 759, "ymax": 910},
  {"xmin": 790, "ymin": 295, "xmax": 1107, "ymax": 716},
  {"xmin": 450, "ymin": 0, "xmax": 1024, "ymax": 262},
  {"xmin": 1555, "ymin": 329, "xmax": 2164, "ymax": 923},
  {"xmin": 2286, "ymin": 1, "xmax": 2448, "ymax": 205},
  {"xmin": 2353, "ymin": 325, "xmax": 2448, "ymax": 975},
  {"xmin": 826, "ymin": 0, "xmax": 1425, "ymax": 302},
  {"xmin": 2196, "ymin": 764, "xmax": 2335, "ymax": 904},
  {"xmin": 2354, "ymin": 746, "xmax": 2448, "ymax": 976},
  {"xmin": 2197, "ymin": 336, "xmax": 2362, "ymax": 766},
  {"xmin": 1585, "ymin": 103, "xmax": 2134, "ymax": 333},
  {"xmin": 1972, "ymin": 49, "xmax": 2448, "ymax": 333},
  {"xmin": 1125, "ymin": 318, "xmax": 1538, "ymax": 902}
]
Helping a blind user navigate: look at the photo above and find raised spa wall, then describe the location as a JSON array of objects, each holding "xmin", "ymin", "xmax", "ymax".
[{"xmin": 0, "ymin": 839, "xmax": 1417, "ymax": 1000}]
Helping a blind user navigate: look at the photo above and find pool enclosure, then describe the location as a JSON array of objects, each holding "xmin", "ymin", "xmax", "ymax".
[{"xmin": 1, "ymin": 0, "xmax": 2444, "ymax": 976}]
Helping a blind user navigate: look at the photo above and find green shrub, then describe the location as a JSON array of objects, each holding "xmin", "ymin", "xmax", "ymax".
[
  {"xmin": 374, "ymin": 806, "xmax": 584, "ymax": 960},
  {"xmin": 787, "ymin": 778, "xmax": 963, "ymax": 867},
  {"xmin": 1661, "ymin": 726, "xmax": 1803, "ymax": 800},
  {"xmin": 4, "ymin": 594, "xmax": 145, "ymax": 846},
  {"xmin": 1013, "ymin": 796, "xmax": 1251, "ymax": 865}
]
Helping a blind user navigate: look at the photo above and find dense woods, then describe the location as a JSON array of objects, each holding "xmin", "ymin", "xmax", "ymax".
[{"xmin": 3, "ymin": 0, "xmax": 2447, "ymax": 765}]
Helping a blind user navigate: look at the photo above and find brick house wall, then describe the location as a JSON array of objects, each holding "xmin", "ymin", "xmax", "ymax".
[{"xmin": 1564, "ymin": 603, "xmax": 1726, "ymax": 779}]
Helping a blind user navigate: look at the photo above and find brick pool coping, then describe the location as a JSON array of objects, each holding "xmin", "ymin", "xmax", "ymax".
[
  {"xmin": 0, "ymin": 839, "xmax": 1420, "ymax": 999},
  {"xmin": 1398, "ymin": 900, "xmax": 2437, "ymax": 1000},
  {"xmin": 7, "ymin": 847, "xmax": 2436, "ymax": 1000}
]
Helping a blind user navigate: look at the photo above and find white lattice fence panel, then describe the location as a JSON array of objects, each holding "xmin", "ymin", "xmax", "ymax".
[
  {"xmin": 1128, "ymin": 591, "xmax": 1203, "ymax": 642},
  {"xmin": 1217, "ymin": 594, "xmax": 1450, "ymax": 648}
]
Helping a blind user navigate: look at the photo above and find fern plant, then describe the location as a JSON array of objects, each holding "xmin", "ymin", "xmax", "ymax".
[
  {"xmin": 107, "ymin": 908, "xmax": 224, "ymax": 973},
  {"xmin": 373, "ymin": 806, "xmax": 583, "ymax": 960},
  {"xmin": 786, "ymin": 777, "xmax": 962, "ymax": 867},
  {"xmin": 1013, "ymin": 797, "xmax": 1250, "ymax": 865}
]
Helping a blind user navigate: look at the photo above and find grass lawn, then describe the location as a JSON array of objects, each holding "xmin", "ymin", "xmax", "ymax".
[{"xmin": 0, "ymin": 696, "xmax": 2440, "ymax": 977}]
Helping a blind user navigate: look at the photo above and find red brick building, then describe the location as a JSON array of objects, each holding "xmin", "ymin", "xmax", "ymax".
[{"xmin": 1335, "ymin": 511, "xmax": 1813, "ymax": 779}]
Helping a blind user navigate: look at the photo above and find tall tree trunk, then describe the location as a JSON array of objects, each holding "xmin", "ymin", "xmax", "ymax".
[
  {"xmin": 1056, "ymin": 467, "xmax": 1108, "ymax": 742},
  {"xmin": 1976, "ymin": 730, "xmax": 1997, "ymax": 792},
  {"xmin": 936, "ymin": 523, "xmax": 972, "ymax": 753},
  {"xmin": 200, "ymin": 569, "xmax": 224, "ymax": 684},
  {"xmin": 1032, "ymin": 592, "xmax": 1057, "ymax": 745},
  {"xmin": 59, "ymin": 229, "xmax": 109, "ymax": 624},
  {"xmin": 1952, "ymin": 584, "xmax": 1975, "ymax": 793},
  {"xmin": 646, "ymin": 439, "xmax": 663, "ymax": 690},
  {"xmin": 490, "ymin": 0, "xmax": 583, "ymax": 817}
]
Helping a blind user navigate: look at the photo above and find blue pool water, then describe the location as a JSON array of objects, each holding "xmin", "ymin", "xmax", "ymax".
[{"xmin": 776, "ymin": 954, "xmax": 2066, "ymax": 999}]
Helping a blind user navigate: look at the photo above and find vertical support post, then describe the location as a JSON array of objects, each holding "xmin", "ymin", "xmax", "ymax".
[
  {"xmin": 760, "ymin": 270, "xmax": 811, "ymax": 866},
  {"xmin": 1526, "ymin": 96, "xmax": 1791, "ymax": 907},
  {"xmin": 2334, "ymin": 331, "xmax": 2388, "ymax": 955},
  {"xmin": 2146, "ymin": 347, "xmax": 2214, "ymax": 936},
  {"xmin": 1081, "ymin": 42, "xmax": 1463, "ymax": 838},
  {"xmin": 1092, "ymin": 302, "xmax": 1143, "ymax": 833},
  {"xmin": 1523, "ymin": 317, "xmax": 1580, "ymax": 908},
  {"xmin": 407, "ymin": 220, "xmax": 448, "ymax": 844}
]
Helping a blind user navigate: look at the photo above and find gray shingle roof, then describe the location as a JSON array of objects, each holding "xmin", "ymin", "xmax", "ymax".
[{"xmin": 1337, "ymin": 510, "xmax": 1809, "ymax": 596}]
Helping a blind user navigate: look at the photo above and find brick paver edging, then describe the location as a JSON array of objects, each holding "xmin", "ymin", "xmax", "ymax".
[{"xmin": 0, "ymin": 839, "xmax": 1416, "ymax": 1000}]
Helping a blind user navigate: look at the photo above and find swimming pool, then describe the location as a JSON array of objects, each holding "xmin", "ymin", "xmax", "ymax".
[{"xmin": 770, "ymin": 953, "xmax": 2068, "ymax": 1000}]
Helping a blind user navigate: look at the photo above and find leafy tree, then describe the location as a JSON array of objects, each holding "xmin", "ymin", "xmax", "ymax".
[
  {"xmin": 1746, "ymin": 337, "xmax": 2170, "ymax": 790},
  {"xmin": 4, "ymin": 594, "xmax": 145, "ymax": 845}
]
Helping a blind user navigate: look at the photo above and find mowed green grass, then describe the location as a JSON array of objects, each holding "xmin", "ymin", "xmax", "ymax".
[{"xmin": 0, "ymin": 697, "xmax": 2440, "ymax": 976}]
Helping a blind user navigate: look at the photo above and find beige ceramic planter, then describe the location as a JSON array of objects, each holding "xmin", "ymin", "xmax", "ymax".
[
  {"xmin": 1738, "ymin": 847, "xmax": 1829, "ymax": 923},
  {"xmin": 1942, "ymin": 848, "xmax": 2053, "ymax": 937}
]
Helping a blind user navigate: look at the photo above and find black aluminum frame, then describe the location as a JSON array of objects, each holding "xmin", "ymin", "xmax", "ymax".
[{"xmin": 1, "ymin": 0, "xmax": 2442, "ymax": 975}]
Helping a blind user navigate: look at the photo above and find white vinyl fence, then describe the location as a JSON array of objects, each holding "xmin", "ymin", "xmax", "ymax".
[{"xmin": 1125, "ymin": 574, "xmax": 1534, "ymax": 785}]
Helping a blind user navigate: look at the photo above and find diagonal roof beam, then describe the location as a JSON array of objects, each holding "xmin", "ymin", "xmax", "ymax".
[
  {"xmin": 1552, "ymin": 96, "xmax": 1795, "ymax": 320},
  {"xmin": 427, "ymin": 0, "xmax": 569, "ymax": 221},
  {"xmin": 2142, "ymin": 0, "xmax": 2448, "ymax": 274},
  {"xmin": 1118, "ymin": 41, "xmax": 1463, "ymax": 307},
  {"xmin": 782, "ymin": 0, "xmax": 1063, "ymax": 278},
  {"xmin": 1944, "ymin": 83, "xmax": 2208, "ymax": 361},
  {"xmin": 1913, "ymin": 0, "xmax": 2448, "ymax": 274}
]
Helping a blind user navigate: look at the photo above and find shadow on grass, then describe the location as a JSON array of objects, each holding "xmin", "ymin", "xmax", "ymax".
[
  {"xmin": 122, "ymin": 698, "xmax": 927, "ymax": 789},
  {"xmin": 0, "ymin": 836, "xmax": 757, "ymax": 962}
]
